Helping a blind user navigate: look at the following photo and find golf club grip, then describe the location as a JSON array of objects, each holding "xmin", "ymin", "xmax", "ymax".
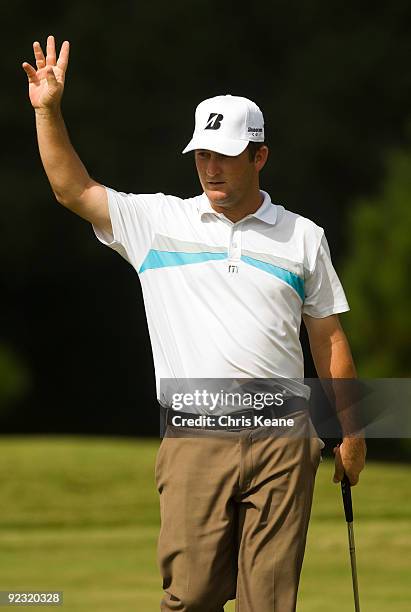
[{"xmin": 341, "ymin": 474, "xmax": 353, "ymax": 522}]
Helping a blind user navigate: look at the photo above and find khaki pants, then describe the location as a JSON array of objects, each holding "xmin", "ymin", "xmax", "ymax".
[{"xmin": 155, "ymin": 410, "xmax": 322, "ymax": 611}]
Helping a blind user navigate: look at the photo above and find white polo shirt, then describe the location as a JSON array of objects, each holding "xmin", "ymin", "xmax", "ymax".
[{"xmin": 94, "ymin": 188, "xmax": 349, "ymax": 401}]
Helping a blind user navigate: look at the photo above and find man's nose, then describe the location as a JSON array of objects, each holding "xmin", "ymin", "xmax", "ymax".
[{"xmin": 206, "ymin": 157, "xmax": 221, "ymax": 177}]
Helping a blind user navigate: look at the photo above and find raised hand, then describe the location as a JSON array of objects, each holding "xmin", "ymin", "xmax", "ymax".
[{"xmin": 22, "ymin": 35, "xmax": 69, "ymax": 111}]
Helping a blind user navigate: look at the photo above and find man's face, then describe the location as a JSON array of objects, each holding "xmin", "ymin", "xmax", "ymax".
[{"xmin": 194, "ymin": 148, "xmax": 262, "ymax": 210}]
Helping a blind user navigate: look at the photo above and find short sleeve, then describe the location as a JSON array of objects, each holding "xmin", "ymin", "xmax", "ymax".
[
  {"xmin": 93, "ymin": 187, "xmax": 162, "ymax": 272},
  {"xmin": 303, "ymin": 233, "xmax": 350, "ymax": 318}
]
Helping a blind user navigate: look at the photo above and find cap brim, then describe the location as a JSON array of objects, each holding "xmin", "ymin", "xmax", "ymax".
[{"xmin": 182, "ymin": 134, "xmax": 249, "ymax": 156}]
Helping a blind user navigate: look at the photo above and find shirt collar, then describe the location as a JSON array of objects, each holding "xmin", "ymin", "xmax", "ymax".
[{"xmin": 198, "ymin": 190, "xmax": 277, "ymax": 225}]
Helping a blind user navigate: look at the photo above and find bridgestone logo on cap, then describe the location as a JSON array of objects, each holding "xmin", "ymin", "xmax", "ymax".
[{"xmin": 205, "ymin": 113, "xmax": 224, "ymax": 130}]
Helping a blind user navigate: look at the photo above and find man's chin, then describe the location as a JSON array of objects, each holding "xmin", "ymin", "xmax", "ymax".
[{"xmin": 204, "ymin": 188, "xmax": 231, "ymax": 207}]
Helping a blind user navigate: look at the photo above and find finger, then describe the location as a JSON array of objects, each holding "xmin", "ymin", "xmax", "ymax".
[
  {"xmin": 347, "ymin": 472, "xmax": 359, "ymax": 487},
  {"xmin": 33, "ymin": 41, "xmax": 46, "ymax": 70},
  {"xmin": 333, "ymin": 448, "xmax": 344, "ymax": 483},
  {"xmin": 57, "ymin": 41, "xmax": 70, "ymax": 72},
  {"xmin": 22, "ymin": 61, "xmax": 39, "ymax": 84},
  {"xmin": 46, "ymin": 66, "xmax": 58, "ymax": 86},
  {"xmin": 46, "ymin": 34, "xmax": 57, "ymax": 66}
]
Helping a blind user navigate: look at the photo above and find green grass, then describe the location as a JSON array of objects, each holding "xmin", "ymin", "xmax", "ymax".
[{"xmin": 0, "ymin": 436, "xmax": 410, "ymax": 611}]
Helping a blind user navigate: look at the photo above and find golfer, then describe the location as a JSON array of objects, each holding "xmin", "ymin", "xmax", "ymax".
[{"xmin": 23, "ymin": 36, "xmax": 366, "ymax": 611}]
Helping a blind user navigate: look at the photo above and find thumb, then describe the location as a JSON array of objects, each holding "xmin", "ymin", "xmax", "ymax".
[{"xmin": 333, "ymin": 444, "xmax": 344, "ymax": 483}]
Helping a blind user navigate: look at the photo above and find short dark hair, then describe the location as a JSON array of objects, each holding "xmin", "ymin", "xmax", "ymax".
[{"xmin": 247, "ymin": 141, "xmax": 267, "ymax": 161}]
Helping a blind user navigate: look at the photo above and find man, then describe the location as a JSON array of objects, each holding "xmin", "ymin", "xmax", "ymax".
[{"xmin": 23, "ymin": 36, "xmax": 366, "ymax": 611}]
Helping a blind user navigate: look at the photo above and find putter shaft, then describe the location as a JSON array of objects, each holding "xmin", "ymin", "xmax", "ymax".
[
  {"xmin": 341, "ymin": 474, "xmax": 361, "ymax": 612},
  {"xmin": 347, "ymin": 521, "xmax": 360, "ymax": 611}
]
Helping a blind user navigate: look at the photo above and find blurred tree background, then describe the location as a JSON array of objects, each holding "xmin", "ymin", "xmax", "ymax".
[
  {"xmin": 1, "ymin": 1, "xmax": 411, "ymax": 455},
  {"xmin": 342, "ymin": 141, "xmax": 411, "ymax": 377}
]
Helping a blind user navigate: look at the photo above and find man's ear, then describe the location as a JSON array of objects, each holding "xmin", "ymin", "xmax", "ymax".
[{"xmin": 255, "ymin": 146, "xmax": 269, "ymax": 171}]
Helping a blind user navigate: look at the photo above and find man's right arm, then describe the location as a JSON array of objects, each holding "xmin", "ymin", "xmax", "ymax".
[{"xmin": 23, "ymin": 35, "xmax": 111, "ymax": 234}]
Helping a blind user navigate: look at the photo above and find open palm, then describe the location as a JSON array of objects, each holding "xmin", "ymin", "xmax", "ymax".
[{"xmin": 22, "ymin": 35, "xmax": 69, "ymax": 110}]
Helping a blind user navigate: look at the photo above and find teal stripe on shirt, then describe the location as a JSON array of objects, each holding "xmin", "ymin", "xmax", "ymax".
[
  {"xmin": 139, "ymin": 249, "xmax": 304, "ymax": 301},
  {"xmin": 139, "ymin": 249, "xmax": 227, "ymax": 273},
  {"xmin": 241, "ymin": 255, "xmax": 305, "ymax": 300}
]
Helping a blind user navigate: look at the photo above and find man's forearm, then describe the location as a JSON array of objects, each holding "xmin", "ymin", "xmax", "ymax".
[
  {"xmin": 311, "ymin": 330, "xmax": 364, "ymax": 438},
  {"xmin": 305, "ymin": 315, "xmax": 366, "ymax": 483},
  {"xmin": 35, "ymin": 108, "xmax": 92, "ymax": 207},
  {"xmin": 311, "ymin": 331, "xmax": 356, "ymax": 379}
]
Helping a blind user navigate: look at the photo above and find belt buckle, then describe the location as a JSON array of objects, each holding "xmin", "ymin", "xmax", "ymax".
[{"xmin": 223, "ymin": 408, "xmax": 255, "ymax": 432}]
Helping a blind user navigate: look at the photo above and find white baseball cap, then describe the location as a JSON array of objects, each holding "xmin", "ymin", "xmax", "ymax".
[{"xmin": 182, "ymin": 94, "xmax": 265, "ymax": 156}]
